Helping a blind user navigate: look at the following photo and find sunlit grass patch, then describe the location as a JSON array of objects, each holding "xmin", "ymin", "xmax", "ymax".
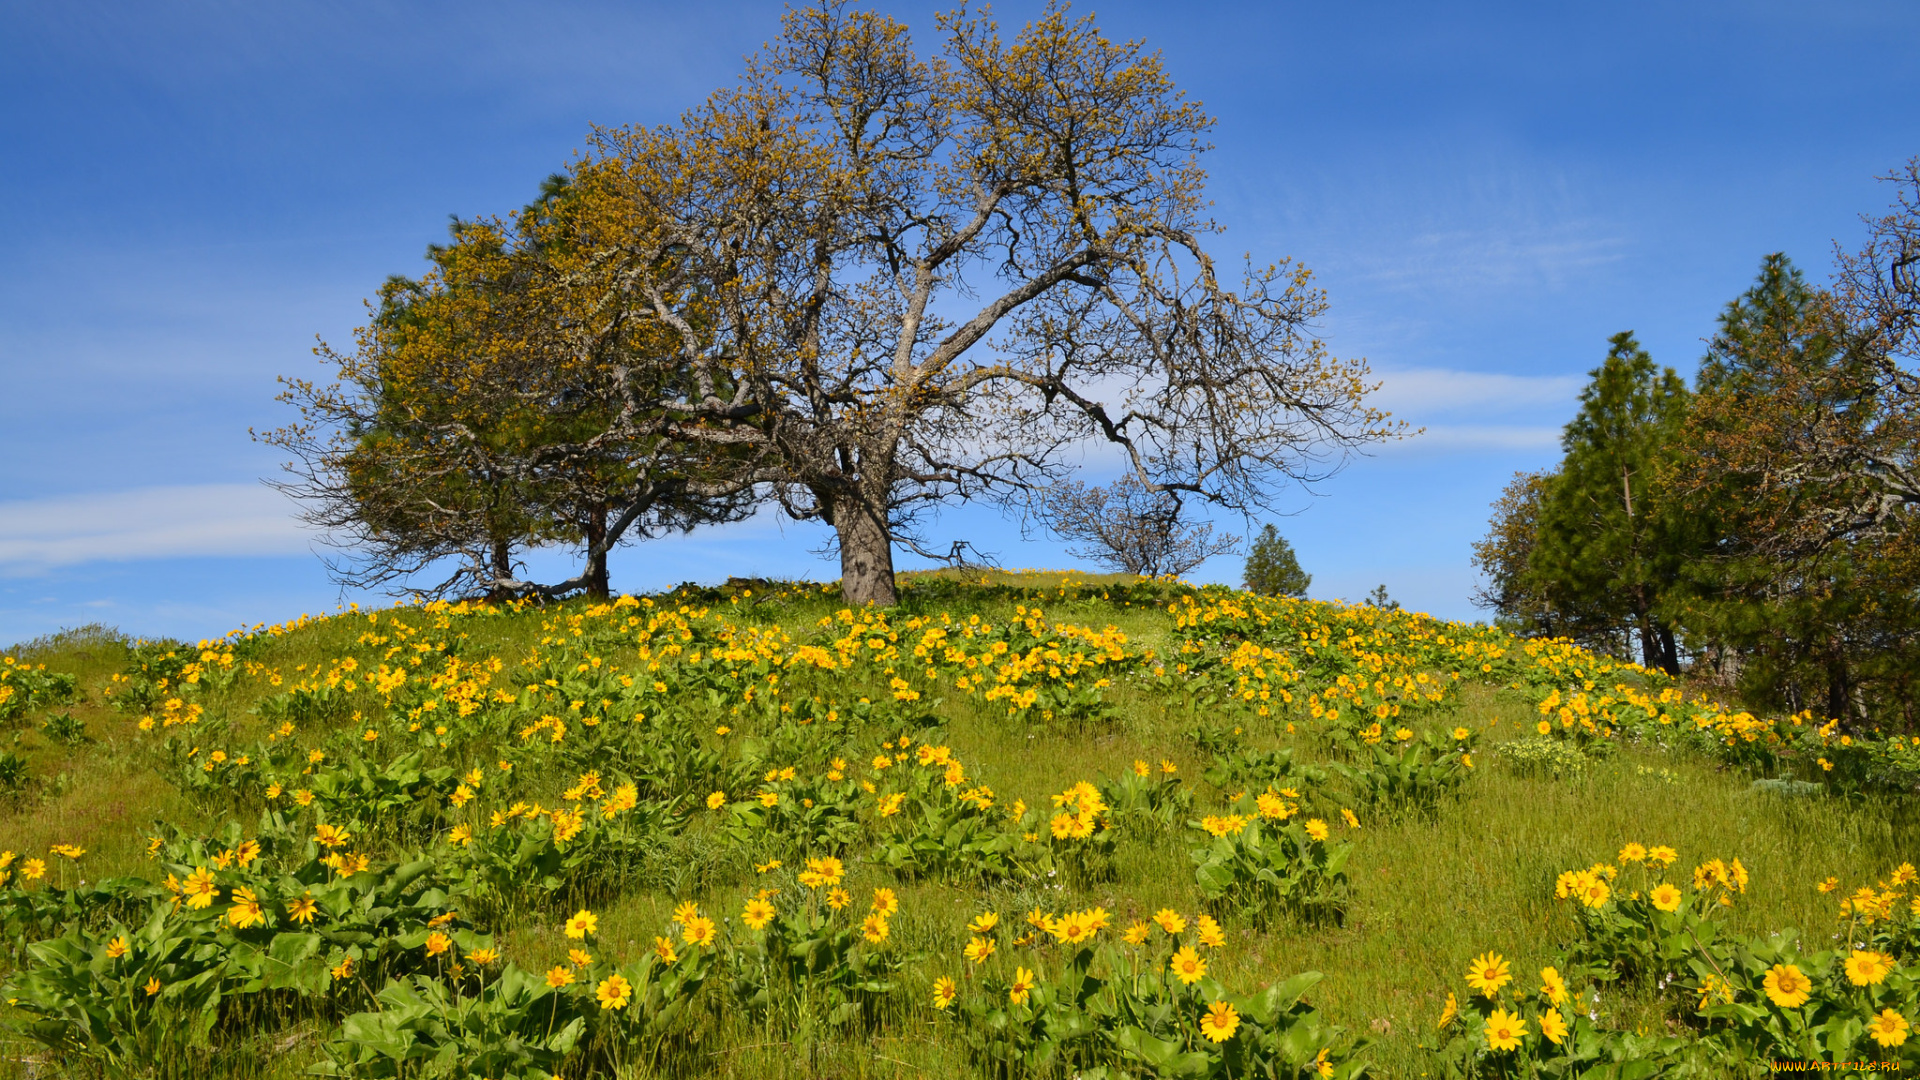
[{"xmin": 0, "ymin": 580, "xmax": 1912, "ymax": 1076}]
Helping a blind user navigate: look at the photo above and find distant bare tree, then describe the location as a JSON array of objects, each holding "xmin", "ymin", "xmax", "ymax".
[{"xmin": 1036, "ymin": 474, "xmax": 1237, "ymax": 577}]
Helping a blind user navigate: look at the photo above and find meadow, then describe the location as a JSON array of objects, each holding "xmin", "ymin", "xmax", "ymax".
[{"xmin": 0, "ymin": 571, "xmax": 1914, "ymax": 1078}]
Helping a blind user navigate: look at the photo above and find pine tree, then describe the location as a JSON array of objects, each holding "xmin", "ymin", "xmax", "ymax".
[
  {"xmin": 1363, "ymin": 584, "xmax": 1401, "ymax": 611},
  {"xmin": 1530, "ymin": 332, "xmax": 1693, "ymax": 671},
  {"xmin": 1242, "ymin": 525, "xmax": 1311, "ymax": 597},
  {"xmin": 1671, "ymin": 253, "xmax": 1915, "ymax": 722}
]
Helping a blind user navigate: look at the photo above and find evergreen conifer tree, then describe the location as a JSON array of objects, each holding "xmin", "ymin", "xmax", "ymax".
[
  {"xmin": 1531, "ymin": 332, "xmax": 1693, "ymax": 671},
  {"xmin": 1672, "ymin": 254, "xmax": 1916, "ymax": 721},
  {"xmin": 1242, "ymin": 525, "xmax": 1311, "ymax": 597}
]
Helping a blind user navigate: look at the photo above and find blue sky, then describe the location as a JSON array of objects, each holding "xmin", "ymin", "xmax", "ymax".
[{"xmin": 3, "ymin": 1, "xmax": 1917, "ymax": 645}]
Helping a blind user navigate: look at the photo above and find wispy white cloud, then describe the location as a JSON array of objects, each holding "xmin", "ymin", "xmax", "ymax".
[
  {"xmin": 1231, "ymin": 140, "xmax": 1631, "ymax": 266},
  {"xmin": 1369, "ymin": 367, "xmax": 1583, "ymax": 419},
  {"xmin": 1380, "ymin": 424, "xmax": 1564, "ymax": 453},
  {"xmin": 1345, "ymin": 222, "xmax": 1630, "ymax": 296},
  {"xmin": 0, "ymin": 371, "xmax": 1558, "ymax": 582},
  {"xmin": 0, "ymin": 484, "xmax": 312, "ymax": 573},
  {"xmin": 1356, "ymin": 367, "xmax": 1575, "ymax": 456}
]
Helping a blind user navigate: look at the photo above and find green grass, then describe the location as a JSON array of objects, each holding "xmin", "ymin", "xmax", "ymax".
[{"xmin": 0, "ymin": 578, "xmax": 1912, "ymax": 1078}]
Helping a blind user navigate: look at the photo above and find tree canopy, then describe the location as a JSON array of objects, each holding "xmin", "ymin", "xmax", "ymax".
[
  {"xmin": 1669, "ymin": 253, "xmax": 1920, "ymax": 721},
  {"xmin": 270, "ymin": 2, "xmax": 1401, "ymax": 605},
  {"xmin": 595, "ymin": 4, "xmax": 1403, "ymax": 602},
  {"xmin": 1531, "ymin": 332, "xmax": 1693, "ymax": 672},
  {"xmin": 1469, "ymin": 469, "xmax": 1557, "ymax": 636},
  {"xmin": 263, "ymin": 182, "xmax": 754, "ymax": 599},
  {"xmin": 1035, "ymin": 474, "xmax": 1238, "ymax": 578},
  {"xmin": 548, "ymin": 4, "xmax": 1394, "ymax": 603},
  {"xmin": 1242, "ymin": 524, "xmax": 1310, "ymax": 598},
  {"xmin": 1474, "ymin": 166, "xmax": 1920, "ymax": 730}
]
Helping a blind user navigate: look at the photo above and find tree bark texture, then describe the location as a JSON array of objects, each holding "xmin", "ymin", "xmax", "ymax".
[
  {"xmin": 834, "ymin": 498, "xmax": 898, "ymax": 607},
  {"xmin": 583, "ymin": 513, "xmax": 611, "ymax": 599}
]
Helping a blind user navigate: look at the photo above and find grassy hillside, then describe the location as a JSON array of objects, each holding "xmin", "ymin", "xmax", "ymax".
[{"xmin": 0, "ymin": 573, "xmax": 1915, "ymax": 1078}]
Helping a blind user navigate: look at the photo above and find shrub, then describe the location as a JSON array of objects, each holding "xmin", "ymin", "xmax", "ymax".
[
  {"xmin": 1189, "ymin": 805, "xmax": 1352, "ymax": 927},
  {"xmin": 1327, "ymin": 727, "xmax": 1477, "ymax": 818},
  {"xmin": 1498, "ymin": 736, "xmax": 1595, "ymax": 779}
]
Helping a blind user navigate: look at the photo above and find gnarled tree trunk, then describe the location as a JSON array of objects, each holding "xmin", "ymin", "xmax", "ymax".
[
  {"xmin": 485, "ymin": 537, "xmax": 516, "ymax": 602},
  {"xmin": 583, "ymin": 512, "xmax": 611, "ymax": 599},
  {"xmin": 830, "ymin": 494, "xmax": 897, "ymax": 607}
]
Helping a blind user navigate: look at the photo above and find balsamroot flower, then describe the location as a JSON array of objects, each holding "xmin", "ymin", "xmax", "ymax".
[
  {"xmin": 742, "ymin": 898, "xmax": 776, "ymax": 930},
  {"xmin": 1465, "ymin": 952, "xmax": 1511, "ymax": 998},
  {"xmin": 682, "ymin": 914, "xmax": 717, "ymax": 948},
  {"xmin": 1195, "ymin": 914, "xmax": 1225, "ymax": 949},
  {"xmin": 1537, "ymin": 1008, "xmax": 1568, "ymax": 1045},
  {"xmin": 1483, "ymin": 1007, "xmax": 1527, "ymax": 1052},
  {"xmin": 1538, "ymin": 966, "xmax": 1568, "ymax": 1007},
  {"xmin": 597, "ymin": 973, "xmax": 632, "ymax": 1010},
  {"xmin": 1199, "ymin": 999, "xmax": 1240, "ymax": 1043},
  {"xmin": 228, "ymin": 887, "xmax": 267, "ymax": 930},
  {"xmin": 1869, "ymin": 1008, "xmax": 1911, "ymax": 1048},
  {"xmin": 1170, "ymin": 946, "xmax": 1206, "ymax": 986},
  {"xmin": 182, "ymin": 867, "xmax": 219, "ymax": 910},
  {"xmin": 1762, "ymin": 964, "xmax": 1811, "ymax": 1009},
  {"xmin": 1846, "ymin": 950, "xmax": 1894, "ymax": 987},
  {"xmin": 1008, "ymin": 967, "xmax": 1036, "ymax": 1005}
]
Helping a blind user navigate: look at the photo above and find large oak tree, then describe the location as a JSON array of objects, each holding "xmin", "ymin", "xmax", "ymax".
[
  {"xmin": 272, "ymin": 2, "xmax": 1400, "ymax": 605},
  {"xmin": 541, "ymin": 2, "xmax": 1400, "ymax": 605}
]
